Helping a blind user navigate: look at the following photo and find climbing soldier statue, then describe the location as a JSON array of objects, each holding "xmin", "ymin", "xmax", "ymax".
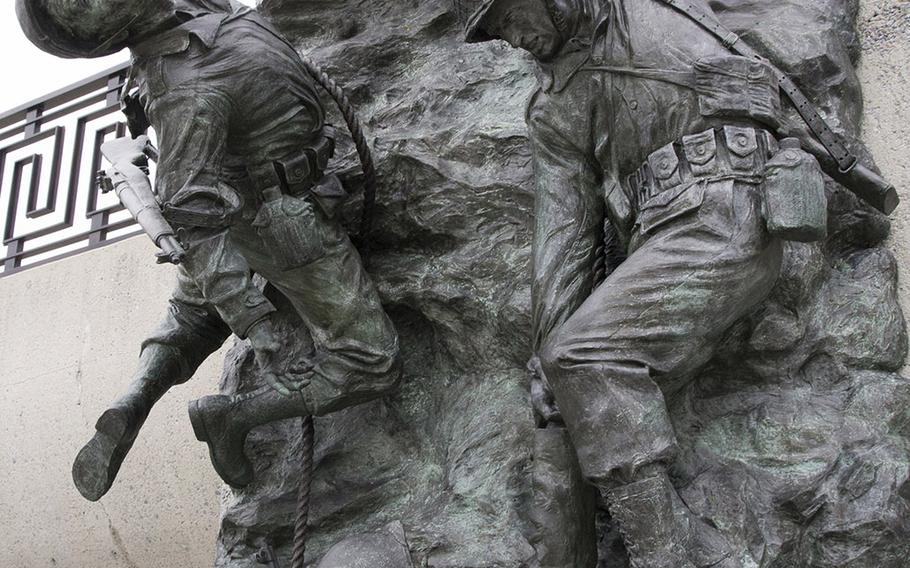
[
  {"xmin": 17, "ymin": 0, "xmax": 400, "ymax": 506},
  {"xmin": 461, "ymin": 0, "xmax": 898, "ymax": 567}
]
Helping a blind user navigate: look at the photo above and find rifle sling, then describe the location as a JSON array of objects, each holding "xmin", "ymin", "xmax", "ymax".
[{"xmin": 656, "ymin": 0, "xmax": 858, "ymax": 173}]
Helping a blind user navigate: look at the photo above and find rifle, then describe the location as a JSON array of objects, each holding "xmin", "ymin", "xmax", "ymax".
[
  {"xmin": 658, "ymin": 0, "xmax": 899, "ymax": 214},
  {"xmin": 98, "ymin": 135, "xmax": 187, "ymax": 265}
]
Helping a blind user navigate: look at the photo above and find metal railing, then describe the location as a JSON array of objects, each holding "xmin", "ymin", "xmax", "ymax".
[{"xmin": 0, "ymin": 61, "xmax": 144, "ymax": 277}]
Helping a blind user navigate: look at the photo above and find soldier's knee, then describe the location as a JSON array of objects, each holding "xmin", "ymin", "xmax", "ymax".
[{"xmin": 539, "ymin": 333, "xmax": 572, "ymax": 377}]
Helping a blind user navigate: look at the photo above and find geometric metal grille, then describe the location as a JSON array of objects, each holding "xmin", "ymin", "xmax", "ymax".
[{"xmin": 0, "ymin": 62, "xmax": 147, "ymax": 276}]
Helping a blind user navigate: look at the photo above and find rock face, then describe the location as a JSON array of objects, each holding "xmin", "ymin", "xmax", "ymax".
[{"xmin": 213, "ymin": 1, "xmax": 910, "ymax": 567}]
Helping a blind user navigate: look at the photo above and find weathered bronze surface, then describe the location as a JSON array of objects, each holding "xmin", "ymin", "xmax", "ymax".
[
  {"xmin": 18, "ymin": 0, "xmax": 400, "ymax": 511},
  {"xmin": 16, "ymin": 0, "xmax": 910, "ymax": 566},
  {"xmin": 464, "ymin": 0, "xmax": 907, "ymax": 567}
]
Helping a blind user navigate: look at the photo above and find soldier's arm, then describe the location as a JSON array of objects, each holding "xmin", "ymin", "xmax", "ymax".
[
  {"xmin": 525, "ymin": 86, "xmax": 605, "ymax": 426},
  {"xmin": 526, "ymin": 87, "xmax": 605, "ymax": 350},
  {"xmin": 150, "ymin": 88, "xmax": 299, "ymax": 394}
]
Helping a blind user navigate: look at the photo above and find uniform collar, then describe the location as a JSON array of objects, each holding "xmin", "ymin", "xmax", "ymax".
[
  {"xmin": 535, "ymin": 38, "xmax": 592, "ymax": 94},
  {"xmin": 130, "ymin": 12, "xmax": 228, "ymax": 58}
]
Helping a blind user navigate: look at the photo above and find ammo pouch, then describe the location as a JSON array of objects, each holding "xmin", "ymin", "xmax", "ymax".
[
  {"xmin": 762, "ymin": 138, "xmax": 827, "ymax": 242},
  {"xmin": 694, "ymin": 55, "xmax": 785, "ymax": 130},
  {"xmin": 252, "ymin": 188, "xmax": 326, "ymax": 271},
  {"xmin": 274, "ymin": 133, "xmax": 336, "ymax": 196},
  {"xmin": 308, "ymin": 174, "xmax": 348, "ymax": 219}
]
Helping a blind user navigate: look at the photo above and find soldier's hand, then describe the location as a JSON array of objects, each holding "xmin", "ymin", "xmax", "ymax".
[
  {"xmin": 528, "ymin": 356, "xmax": 563, "ymax": 427},
  {"xmin": 261, "ymin": 359, "xmax": 313, "ymax": 397},
  {"xmin": 249, "ymin": 320, "xmax": 312, "ymax": 396}
]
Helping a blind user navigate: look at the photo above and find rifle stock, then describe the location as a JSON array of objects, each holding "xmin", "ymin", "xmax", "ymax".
[{"xmin": 800, "ymin": 137, "xmax": 899, "ymax": 215}]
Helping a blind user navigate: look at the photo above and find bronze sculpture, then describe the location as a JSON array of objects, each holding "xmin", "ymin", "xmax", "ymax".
[
  {"xmin": 463, "ymin": 0, "xmax": 899, "ymax": 567},
  {"xmin": 10, "ymin": 0, "xmax": 908, "ymax": 566},
  {"xmin": 17, "ymin": 0, "xmax": 400, "ymax": 503}
]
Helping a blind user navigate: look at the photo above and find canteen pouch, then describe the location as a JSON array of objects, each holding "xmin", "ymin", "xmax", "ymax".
[
  {"xmin": 694, "ymin": 55, "xmax": 785, "ymax": 130},
  {"xmin": 762, "ymin": 138, "xmax": 827, "ymax": 242},
  {"xmin": 252, "ymin": 188, "xmax": 326, "ymax": 271}
]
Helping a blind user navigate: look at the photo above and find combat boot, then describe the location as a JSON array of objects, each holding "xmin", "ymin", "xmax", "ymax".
[
  {"xmin": 605, "ymin": 468, "xmax": 740, "ymax": 568},
  {"xmin": 72, "ymin": 360, "xmax": 178, "ymax": 501},
  {"xmin": 188, "ymin": 386, "xmax": 309, "ymax": 488}
]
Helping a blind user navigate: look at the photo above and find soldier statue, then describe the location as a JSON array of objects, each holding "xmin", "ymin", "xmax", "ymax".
[
  {"xmin": 463, "ymin": 0, "xmax": 897, "ymax": 566},
  {"xmin": 17, "ymin": 0, "xmax": 400, "ymax": 502}
]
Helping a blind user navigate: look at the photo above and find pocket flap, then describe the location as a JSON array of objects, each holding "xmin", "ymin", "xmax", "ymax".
[
  {"xmin": 648, "ymin": 143, "xmax": 680, "ymax": 181},
  {"xmin": 682, "ymin": 129, "xmax": 717, "ymax": 165},
  {"xmin": 638, "ymin": 182, "xmax": 706, "ymax": 234},
  {"xmin": 724, "ymin": 126, "xmax": 758, "ymax": 157},
  {"xmin": 281, "ymin": 194, "xmax": 313, "ymax": 217}
]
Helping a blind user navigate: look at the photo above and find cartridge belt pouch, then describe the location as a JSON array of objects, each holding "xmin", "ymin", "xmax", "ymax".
[
  {"xmin": 275, "ymin": 133, "xmax": 336, "ymax": 196},
  {"xmin": 626, "ymin": 126, "xmax": 776, "ymax": 212},
  {"xmin": 762, "ymin": 138, "xmax": 827, "ymax": 242},
  {"xmin": 252, "ymin": 188, "xmax": 326, "ymax": 271},
  {"xmin": 247, "ymin": 131, "xmax": 336, "ymax": 197},
  {"xmin": 308, "ymin": 174, "xmax": 347, "ymax": 219}
]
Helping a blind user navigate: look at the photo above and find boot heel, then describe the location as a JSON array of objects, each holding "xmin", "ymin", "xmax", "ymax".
[
  {"xmin": 188, "ymin": 395, "xmax": 254, "ymax": 488},
  {"xmin": 188, "ymin": 399, "xmax": 210, "ymax": 443},
  {"xmin": 73, "ymin": 408, "xmax": 132, "ymax": 502}
]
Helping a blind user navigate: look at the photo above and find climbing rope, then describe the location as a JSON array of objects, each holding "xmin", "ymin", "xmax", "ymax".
[
  {"xmin": 299, "ymin": 55, "xmax": 378, "ymax": 237},
  {"xmin": 291, "ymin": 415, "xmax": 315, "ymax": 568},
  {"xmin": 284, "ymin": 57, "xmax": 374, "ymax": 568}
]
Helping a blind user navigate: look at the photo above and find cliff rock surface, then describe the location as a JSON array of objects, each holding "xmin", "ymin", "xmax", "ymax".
[{"xmin": 213, "ymin": 1, "xmax": 910, "ymax": 566}]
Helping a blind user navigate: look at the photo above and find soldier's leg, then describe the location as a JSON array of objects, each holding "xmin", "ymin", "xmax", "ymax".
[
  {"xmin": 539, "ymin": 179, "xmax": 782, "ymax": 567},
  {"xmin": 239, "ymin": 210, "xmax": 399, "ymax": 415},
  {"xmin": 187, "ymin": 209, "xmax": 399, "ymax": 487},
  {"xmin": 73, "ymin": 271, "xmax": 231, "ymax": 501}
]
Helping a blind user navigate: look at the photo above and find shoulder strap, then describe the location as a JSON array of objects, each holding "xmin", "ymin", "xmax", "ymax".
[{"xmin": 656, "ymin": 0, "xmax": 858, "ymax": 173}]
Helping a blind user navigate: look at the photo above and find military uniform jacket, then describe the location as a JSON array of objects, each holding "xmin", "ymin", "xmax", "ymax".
[
  {"xmin": 527, "ymin": 0, "xmax": 783, "ymax": 348},
  {"xmin": 127, "ymin": 0, "xmax": 328, "ymax": 338}
]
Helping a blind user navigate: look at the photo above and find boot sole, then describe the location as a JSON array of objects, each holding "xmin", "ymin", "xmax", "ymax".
[
  {"xmin": 72, "ymin": 409, "xmax": 133, "ymax": 502},
  {"xmin": 188, "ymin": 398, "xmax": 252, "ymax": 489}
]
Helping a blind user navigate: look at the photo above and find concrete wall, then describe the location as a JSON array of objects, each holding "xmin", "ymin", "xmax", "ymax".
[
  {"xmin": 0, "ymin": 2, "xmax": 907, "ymax": 567},
  {"xmin": 858, "ymin": 0, "xmax": 910, "ymax": 349},
  {"xmin": 0, "ymin": 237, "xmax": 225, "ymax": 568}
]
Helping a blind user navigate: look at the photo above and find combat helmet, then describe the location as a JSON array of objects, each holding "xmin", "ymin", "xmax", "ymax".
[
  {"xmin": 16, "ymin": 0, "xmax": 175, "ymax": 59},
  {"xmin": 459, "ymin": 0, "xmax": 600, "ymax": 44}
]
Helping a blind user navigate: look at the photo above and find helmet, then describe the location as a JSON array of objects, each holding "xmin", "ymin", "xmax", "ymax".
[
  {"xmin": 16, "ymin": 0, "xmax": 174, "ymax": 59},
  {"xmin": 459, "ymin": 0, "xmax": 601, "ymax": 44}
]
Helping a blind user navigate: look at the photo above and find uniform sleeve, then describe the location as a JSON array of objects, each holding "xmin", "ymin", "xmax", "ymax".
[
  {"xmin": 526, "ymin": 86, "xmax": 606, "ymax": 352},
  {"xmin": 149, "ymin": 84, "xmax": 276, "ymax": 338}
]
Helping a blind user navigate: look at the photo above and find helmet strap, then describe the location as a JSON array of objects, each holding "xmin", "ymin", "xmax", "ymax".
[{"xmin": 88, "ymin": 12, "xmax": 140, "ymax": 56}]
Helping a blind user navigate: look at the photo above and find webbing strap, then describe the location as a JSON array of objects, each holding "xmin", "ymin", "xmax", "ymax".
[{"xmin": 657, "ymin": 0, "xmax": 858, "ymax": 173}]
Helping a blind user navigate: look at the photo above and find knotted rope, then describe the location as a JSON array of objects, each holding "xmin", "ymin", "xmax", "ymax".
[
  {"xmin": 290, "ymin": 416, "xmax": 315, "ymax": 568},
  {"xmin": 299, "ymin": 55, "xmax": 378, "ymax": 237},
  {"xmin": 287, "ymin": 57, "xmax": 373, "ymax": 568}
]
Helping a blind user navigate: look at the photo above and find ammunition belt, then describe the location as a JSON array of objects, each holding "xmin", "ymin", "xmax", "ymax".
[
  {"xmin": 247, "ymin": 133, "xmax": 336, "ymax": 198},
  {"xmin": 625, "ymin": 126, "xmax": 778, "ymax": 213}
]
